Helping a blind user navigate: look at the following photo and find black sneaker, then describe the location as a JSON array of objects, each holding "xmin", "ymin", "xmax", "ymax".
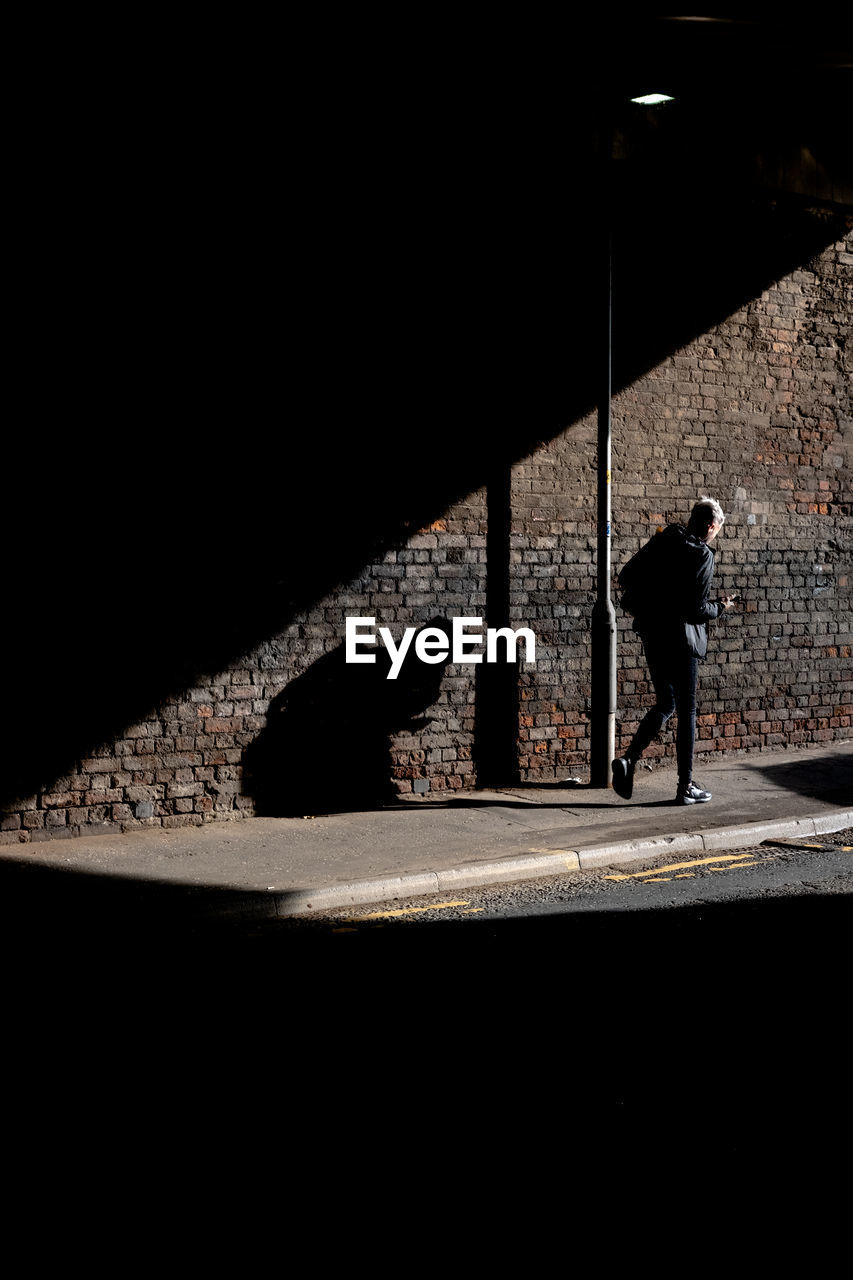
[
  {"xmin": 611, "ymin": 757, "xmax": 635, "ymax": 800},
  {"xmin": 675, "ymin": 781, "xmax": 712, "ymax": 805}
]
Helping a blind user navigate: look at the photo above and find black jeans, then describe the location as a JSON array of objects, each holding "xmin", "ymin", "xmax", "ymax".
[{"xmin": 627, "ymin": 637, "xmax": 699, "ymax": 784}]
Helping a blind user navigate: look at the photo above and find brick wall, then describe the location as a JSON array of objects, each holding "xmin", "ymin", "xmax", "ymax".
[
  {"xmin": 518, "ymin": 228, "xmax": 853, "ymax": 777},
  {"xmin": 2, "ymin": 226, "xmax": 850, "ymax": 843}
]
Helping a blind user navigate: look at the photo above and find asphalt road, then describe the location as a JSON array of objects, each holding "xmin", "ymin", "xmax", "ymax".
[
  {"xmin": 7, "ymin": 828, "xmax": 850, "ymax": 1175},
  {"xmin": 252, "ymin": 829, "xmax": 852, "ymax": 1117},
  {"xmin": 286, "ymin": 828, "xmax": 853, "ymax": 933},
  {"xmin": 223, "ymin": 832, "xmax": 851, "ymax": 1066}
]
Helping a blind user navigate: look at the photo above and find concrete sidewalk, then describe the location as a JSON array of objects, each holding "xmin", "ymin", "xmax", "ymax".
[{"xmin": 1, "ymin": 740, "xmax": 850, "ymax": 922}]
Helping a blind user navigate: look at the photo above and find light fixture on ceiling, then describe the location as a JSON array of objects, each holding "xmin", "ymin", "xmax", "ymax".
[{"xmin": 630, "ymin": 93, "xmax": 676, "ymax": 105}]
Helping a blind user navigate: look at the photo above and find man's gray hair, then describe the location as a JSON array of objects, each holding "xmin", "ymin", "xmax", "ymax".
[{"xmin": 688, "ymin": 496, "xmax": 725, "ymax": 533}]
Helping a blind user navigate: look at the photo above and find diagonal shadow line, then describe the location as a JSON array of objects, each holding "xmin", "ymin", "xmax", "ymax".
[{"xmin": 2, "ymin": 190, "xmax": 847, "ymax": 807}]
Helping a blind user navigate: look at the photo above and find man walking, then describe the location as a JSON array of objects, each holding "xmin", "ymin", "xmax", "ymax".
[{"xmin": 612, "ymin": 496, "xmax": 737, "ymax": 805}]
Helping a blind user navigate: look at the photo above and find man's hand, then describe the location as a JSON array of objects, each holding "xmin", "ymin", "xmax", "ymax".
[{"xmin": 721, "ymin": 593, "xmax": 739, "ymax": 610}]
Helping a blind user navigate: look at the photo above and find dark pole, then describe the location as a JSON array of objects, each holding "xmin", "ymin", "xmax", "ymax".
[{"xmin": 590, "ymin": 117, "xmax": 617, "ymax": 786}]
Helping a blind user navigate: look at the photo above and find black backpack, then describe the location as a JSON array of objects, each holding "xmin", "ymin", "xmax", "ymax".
[{"xmin": 617, "ymin": 533, "xmax": 661, "ymax": 617}]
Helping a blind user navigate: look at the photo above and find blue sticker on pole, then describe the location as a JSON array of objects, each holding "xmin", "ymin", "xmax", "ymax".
[{"xmin": 606, "ymin": 522, "xmax": 611, "ymax": 537}]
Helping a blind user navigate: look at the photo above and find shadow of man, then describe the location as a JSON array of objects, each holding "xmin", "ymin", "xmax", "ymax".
[{"xmin": 243, "ymin": 618, "xmax": 453, "ymax": 816}]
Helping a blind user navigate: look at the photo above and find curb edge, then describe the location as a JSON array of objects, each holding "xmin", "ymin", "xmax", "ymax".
[{"xmin": 268, "ymin": 808, "xmax": 853, "ymax": 918}]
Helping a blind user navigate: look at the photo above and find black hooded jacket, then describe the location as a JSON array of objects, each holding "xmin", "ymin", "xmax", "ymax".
[{"xmin": 617, "ymin": 524, "xmax": 723, "ymax": 655}]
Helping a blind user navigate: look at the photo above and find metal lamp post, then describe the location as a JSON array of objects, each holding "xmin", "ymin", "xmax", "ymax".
[{"xmin": 589, "ymin": 127, "xmax": 616, "ymax": 786}]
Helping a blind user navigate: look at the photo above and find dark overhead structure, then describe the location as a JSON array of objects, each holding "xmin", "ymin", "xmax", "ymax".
[
  {"xmin": 2, "ymin": 15, "xmax": 850, "ymax": 818},
  {"xmin": 605, "ymin": 16, "xmax": 851, "ymax": 206}
]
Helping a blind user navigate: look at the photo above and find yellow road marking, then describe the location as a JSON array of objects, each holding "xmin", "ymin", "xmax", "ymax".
[
  {"xmin": 603, "ymin": 852, "xmax": 758, "ymax": 881},
  {"xmin": 674, "ymin": 873, "xmax": 695, "ymax": 878},
  {"xmin": 710, "ymin": 860, "xmax": 762, "ymax": 870},
  {"xmin": 460, "ymin": 908, "xmax": 484, "ymax": 914},
  {"xmin": 642, "ymin": 877, "xmax": 672, "ymax": 882},
  {"xmin": 346, "ymin": 900, "xmax": 470, "ymax": 921}
]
